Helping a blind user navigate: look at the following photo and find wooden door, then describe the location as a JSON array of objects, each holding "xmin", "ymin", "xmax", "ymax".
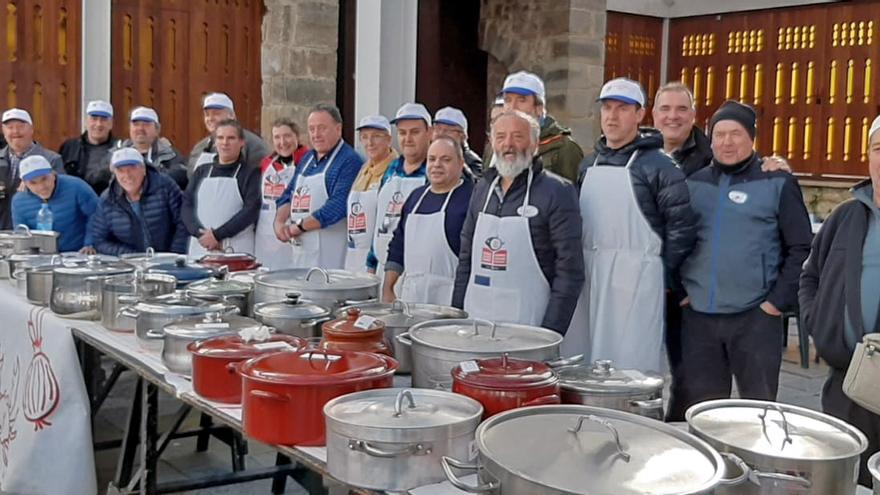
[
  {"xmin": 604, "ymin": 12, "xmax": 664, "ymax": 125},
  {"xmin": 0, "ymin": 0, "xmax": 81, "ymax": 150},
  {"xmin": 111, "ymin": 0, "xmax": 264, "ymax": 155}
]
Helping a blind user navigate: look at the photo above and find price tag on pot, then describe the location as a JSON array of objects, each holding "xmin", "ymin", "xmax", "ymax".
[
  {"xmin": 353, "ymin": 315, "xmax": 377, "ymax": 330},
  {"xmin": 459, "ymin": 360, "xmax": 480, "ymax": 374},
  {"xmin": 251, "ymin": 341, "xmax": 296, "ymax": 352}
]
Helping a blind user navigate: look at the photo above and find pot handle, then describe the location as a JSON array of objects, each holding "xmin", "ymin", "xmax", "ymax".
[
  {"xmin": 249, "ymin": 389, "xmax": 291, "ymax": 403},
  {"xmin": 390, "ymin": 299, "xmax": 413, "ymax": 317},
  {"xmin": 348, "ymin": 439, "xmax": 432, "ymax": 458},
  {"xmin": 471, "ymin": 319, "xmax": 497, "ymax": 338},
  {"xmin": 545, "ymin": 354, "xmax": 584, "ymax": 368},
  {"xmin": 569, "ymin": 415, "xmax": 631, "ymax": 462},
  {"xmin": 629, "ymin": 398, "xmax": 664, "ymax": 418},
  {"xmin": 441, "ymin": 456, "xmax": 499, "ymax": 494},
  {"xmin": 305, "ymin": 267, "xmax": 331, "ymax": 284},
  {"xmin": 338, "ymin": 297, "xmax": 375, "ymax": 306},
  {"xmin": 758, "ymin": 404, "xmax": 793, "ymax": 447},
  {"xmin": 225, "ymin": 362, "xmax": 242, "ymax": 374},
  {"xmin": 395, "ymin": 332, "xmax": 413, "ymax": 347},
  {"xmin": 393, "ymin": 389, "xmax": 417, "ymax": 416},
  {"xmin": 144, "ymin": 329, "xmax": 164, "ymax": 339},
  {"xmin": 523, "ymin": 394, "xmax": 560, "ymax": 407},
  {"xmin": 718, "ymin": 452, "xmax": 751, "ymax": 487},
  {"xmin": 116, "ymin": 306, "xmax": 140, "ymax": 319},
  {"xmin": 14, "ymin": 224, "xmax": 32, "ymax": 236}
]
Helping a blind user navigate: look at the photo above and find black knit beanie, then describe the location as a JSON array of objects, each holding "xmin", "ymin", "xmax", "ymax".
[{"xmin": 709, "ymin": 100, "xmax": 757, "ymax": 139}]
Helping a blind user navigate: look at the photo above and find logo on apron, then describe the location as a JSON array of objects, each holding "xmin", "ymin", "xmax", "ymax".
[
  {"xmin": 263, "ymin": 173, "xmax": 287, "ymax": 201},
  {"xmin": 291, "ymin": 186, "xmax": 311, "ymax": 213},
  {"xmin": 348, "ymin": 201, "xmax": 367, "ymax": 234},
  {"xmin": 480, "ymin": 236, "xmax": 508, "ymax": 271}
]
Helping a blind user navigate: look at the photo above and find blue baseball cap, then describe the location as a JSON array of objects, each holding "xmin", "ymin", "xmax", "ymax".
[{"xmin": 19, "ymin": 155, "xmax": 53, "ymax": 181}]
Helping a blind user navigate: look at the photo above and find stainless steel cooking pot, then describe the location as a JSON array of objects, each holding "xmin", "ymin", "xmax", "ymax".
[
  {"xmin": 2, "ymin": 252, "xmax": 65, "ymax": 280},
  {"xmin": 25, "ymin": 265, "xmax": 55, "ymax": 306},
  {"xmin": 117, "ymin": 291, "xmax": 238, "ymax": 349},
  {"xmin": 334, "ymin": 300, "xmax": 467, "ymax": 374},
  {"xmin": 253, "ymin": 267, "xmax": 379, "ymax": 310},
  {"xmin": 100, "ymin": 272, "xmax": 178, "ymax": 331},
  {"xmin": 442, "ymin": 404, "xmax": 726, "ymax": 494},
  {"xmin": 686, "ymin": 399, "xmax": 869, "ymax": 494},
  {"xmin": 186, "ymin": 277, "xmax": 254, "ymax": 316},
  {"xmin": 50, "ymin": 257, "xmax": 134, "ymax": 319},
  {"xmin": 0, "ymin": 225, "xmax": 58, "ymax": 256},
  {"xmin": 324, "ymin": 388, "xmax": 483, "ymax": 492},
  {"xmin": 399, "ymin": 319, "xmax": 563, "ymax": 389},
  {"xmin": 252, "ymin": 292, "xmax": 331, "ymax": 339},
  {"xmin": 554, "ymin": 359, "xmax": 665, "ymax": 419},
  {"xmin": 120, "ymin": 248, "xmax": 182, "ymax": 271},
  {"xmin": 869, "ymin": 451, "xmax": 879, "ymax": 495}
]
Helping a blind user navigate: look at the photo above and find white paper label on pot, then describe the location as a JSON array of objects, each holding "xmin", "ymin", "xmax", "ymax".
[
  {"xmin": 459, "ymin": 360, "xmax": 480, "ymax": 374},
  {"xmin": 353, "ymin": 315, "xmax": 377, "ymax": 330},
  {"xmin": 252, "ymin": 341, "xmax": 295, "ymax": 352},
  {"xmin": 195, "ymin": 322, "xmax": 231, "ymax": 329},
  {"xmin": 468, "ymin": 440, "xmax": 478, "ymax": 461}
]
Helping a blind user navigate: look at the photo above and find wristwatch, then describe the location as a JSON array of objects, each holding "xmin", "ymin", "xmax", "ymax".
[{"xmin": 295, "ymin": 218, "xmax": 307, "ymax": 232}]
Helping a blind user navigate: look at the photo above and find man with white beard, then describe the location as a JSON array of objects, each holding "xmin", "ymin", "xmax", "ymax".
[{"xmin": 452, "ymin": 110, "xmax": 584, "ymax": 334}]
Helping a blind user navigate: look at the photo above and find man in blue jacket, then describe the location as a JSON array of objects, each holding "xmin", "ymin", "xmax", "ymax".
[
  {"xmin": 12, "ymin": 155, "xmax": 98, "ymax": 253},
  {"xmin": 672, "ymin": 100, "xmax": 813, "ymax": 416},
  {"xmin": 91, "ymin": 147, "xmax": 188, "ymax": 255}
]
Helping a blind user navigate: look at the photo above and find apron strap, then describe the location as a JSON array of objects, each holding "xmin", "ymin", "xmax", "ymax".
[
  {"xmin": 207, "ymin": 165, "xmax": 215, "ymax": 178},
  {"xmin": 440, "ymin": 180, "xmax": 463, "ymax": 212},
  {"xmin": 521, "ymin": 167, "xmax": 534, "ymax": 213},
  {"xmin": 232, "ymin": 164, "xmax": 242, "ymax": 178},
  {"xmin": 482, "ymin": 175, "xmax": 501, "ymax": 213},
  {"xmin": 624, "ymin": 150, "xmax": 639, "ymax": 170}
]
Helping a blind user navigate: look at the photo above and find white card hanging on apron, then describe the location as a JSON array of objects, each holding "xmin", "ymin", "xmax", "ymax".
[
  {"xmin": 344, "ymin": 182, "xmax": 381, "ymax": 272},
  {"xmin": 372, "ymin": 167, "xmax": 426, "ymax": 274},
  {"xmin": 255, "ymin": 157, "xmax": 297, "ymax": 270}
]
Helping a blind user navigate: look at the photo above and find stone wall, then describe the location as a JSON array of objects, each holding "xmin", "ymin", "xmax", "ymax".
[
  {"xmin": 479, "ymin": 0, "xmax": 607, "ymax": 147},
  {"xmin": 802, "ymin": 184, "xmax": 855, "ymax": 219},
  {"xmin": 261, "ymin": 0, "xmax": 339, "ymax": 143}
]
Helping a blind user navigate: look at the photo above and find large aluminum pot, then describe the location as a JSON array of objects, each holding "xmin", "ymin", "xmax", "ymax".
[
  {"xmin": 324, "ymin": 388, "xmax": 483, "ymax": 492},
  {"xmin": 399, "ymin": 319, "xmax": 563, "ymax": 389},
  {"xmin": 100, "ymin": 272, "xmax": 178, "ymax": 331},
  {"xmin": 0, "ymin": 225, "xmax": 58, "ymax": 256},
  {"xmin": 117, "ymin": 292, "xmax": 238, "ymax": 349},
  {"xmin": 50, "ymin": 257, "xmax": 134, "ymax": 319},
  {"xmin": 869, "ymin": 451, "xmax": 880, "ymax": 495},
  {"xmin": 253, "ymin": 267, "xmax": 379, "ymax": 310},
  {"xmin": 253, "ymin": 292, "xmax": 331, "ymax": 339},
  {"xmin": 2, "ymin": 252, "xmax": 64, "ymax": 280},
  {"xmin": 120, "ymin": 248, "xmax": 181, "ymax": 270},
  {"xmin": 554, "ymin": 359, "xmax": 665, "ymax": 420},
  {"xmin": 686, "ymin": 399, "xmax": 868, "ymax": 495},
  {"xmin": 442, "ymin": 404, "xmax": 725, "ymax": 494},
  {"xmin": 146, "ymin": 257, "xmax": 217, "ymax": 288},
  {"xmin": 186, "ymin": 277, "xmax": 253, "ymax": 316},
  {"xmin": 334, "ymin": 300, "xmax": 467, "ymax": 374},
  {"xmin": 25, "ymin": 265, "xmax": 55, "ymax": 306}
]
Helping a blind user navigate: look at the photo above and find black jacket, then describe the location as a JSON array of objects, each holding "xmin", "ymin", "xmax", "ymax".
[
  {"xmin": 673, "ymin": 126, "xmax": 713, "ymax": 177},
  {"xmin": 800, "ymin": 180, "xmax": 880, "ymax": 370},
  {"xmin": 59, "ymin": 132, "xmax": 116, "ymax": 193},
  {"xmin": 580, "ymin": 128, "xmax": 698, "ymax": 274},
  {"xmin": 452, "ymin": 159, "xmax": 585, "ymax": 334}
]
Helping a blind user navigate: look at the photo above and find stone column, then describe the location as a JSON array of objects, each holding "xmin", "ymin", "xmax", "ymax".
[
  {"xmin": 261, "ymin": 0, "xmax": 339, "ymax": 142},
  {"xmin": 480, "ymin": 0, "xmax": 607, "ymax": 147}
]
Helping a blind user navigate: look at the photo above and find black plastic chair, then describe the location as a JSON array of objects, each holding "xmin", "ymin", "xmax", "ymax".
[{"xmin": 781, "ymin": 309, "xmax": 809, "ymax": 368}]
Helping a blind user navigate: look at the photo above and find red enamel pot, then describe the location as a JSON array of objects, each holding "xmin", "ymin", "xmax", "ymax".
[{"xmin": 451, "ymin": 354, "xmax": 560, "ymax": 419}]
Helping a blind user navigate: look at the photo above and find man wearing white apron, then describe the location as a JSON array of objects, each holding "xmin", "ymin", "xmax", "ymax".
[
  {"xmin": 569, "ymin": 78, "xmax": 697, "ymax": 373},
  {"xmin": 367, "ymin": 103, "xmax": 432, "ymax": 275},
  {"xmin": 382, "ymin": 137, "xmax": 474, "ymax": 305},
  {"xmin": 255, "ymin": 118, "xmax": 306, "ymax": 270},
  {"xmin": 273, "ymin": 104, "xmax": 362, "ymax": 269},
  {"xmin": 345, "ymin": 115, "xmax": 397, "ymax": 271},
  {"xmin": 182, "ymin": 119, "xmax": 261, "ymax": 258},
  {"xmin": 452, "ymin": 110, "xmax": 584, "ymax": 334}
]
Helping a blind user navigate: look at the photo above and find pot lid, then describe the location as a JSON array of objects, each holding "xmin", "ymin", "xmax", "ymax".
[
  {"xmin": 197, "ymin": 251, "xmax": 257, "ymax": 262},
  {"xmin": 335, "ymin": 300, "xmax": 467, "ymax": 328},
  {"xmin": 53, "ymin": 256, "xmax": 133, "ymax": 276},
  {"xmin": 135, "ymin": 292, "xmax": 234, "ymax": 315},
  {"xmin": 556, "ymin": 360, "xmax": 664, "ymax": 396},
  {"xmin": 253, "ymin": 292, "xmax": 331, "ymax": 321},
  {"xmin": 147, "ymin": 257, "xmax": 216, "ymax": 282},
  {"xmin": 0, "ymin": 225, "xmax": 58, "ymax": 240},
  {"xmin": 476, "ymin": 405, "xmax": 723, "ymax": 495},
  {"xmin": 686, "ymin": 399, "xmax": 868, "ymax": 460},
  {"xmin": 453, "ymin": 354, "xmax": 558, "ymax": 391},
  {"xmin": 408, "ymin": 319, "xmax": 562, "ymax": 353},
  {"xmin": 187, "ymin": 277, "xmax": 254, "ymax": 295},
  {"xmin": 323, "ymin": 308, "xmax": 385, "ymax": 336},
  {"xmin": 254, "ymin": 267, "xmax": 379, "ymax": 292},
  {"xmin": 163, "ymin": 313, "xmax": 263, "ymax": 339},
  {"xmin": 189, "ymin": 333, "xmax": 308, "ymax": 360},
  {"xmin": 120, "ymin": 250, "xmax": 180, "ymax": 267},
  {"xmin": 239, "ymin": 349, "xmax": 397, "ymax": 385},
  {"xmin": 324, "ymin": 388, "xmax": 482, "ymax": 434},
  {"xmin": 7, "ymin": 253, "xmax": 65, "ymax": 265},
  {"xmin": 870, "ymin": 451, "xmax": 880, "ymax": 480},
  {"xmin": 103, "ymin": 272, "xmax": 177, "ymax": 291}
]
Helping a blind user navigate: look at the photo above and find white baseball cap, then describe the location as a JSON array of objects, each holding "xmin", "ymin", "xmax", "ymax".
[
  {"xmin": 86, "ymin": 100, "xmax": 114, "ymax": 118},
  {"xmin": 356, "ymin": 115, "xmax": 391, "ymax": 134},
  {"xmin": 434, "ymin": 107, "xmax": 468, "ymax": 134},
  {"xmin": 19, "ymin": 155, "xmax": 53, "ymax": 181},
  {"xmin": 130, "ymin": 106, "xmax": 159, "ymax": 124},
  {"xmin": 598, "ymin": 78, "xmax": 646, "ymax": 107},
  {"xmin": 869, "ymin": 115, "xmax": 880, "ymax": 142},
  {"xmin": 391, "ymin": 103, "xmax": 432, "ymax": 126},
  {"xmin": 502, "ymin": 71, "xmax": 546, "ymax": 103},
  {"xmin": 111, "ymin": 147, "xmax": 145, "ymax": 168},
  {"xmin": 203, "ymin": 93, "xmax": 235, "ymax": 112},
  {"xmin": 2, "ymin": 108, "xmax": 33, "ymax": 125}
]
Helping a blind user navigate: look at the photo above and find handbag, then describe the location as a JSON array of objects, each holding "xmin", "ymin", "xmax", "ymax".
[{"xmin": 843, "ymin": 333, "xmax": 880, "ymax": 415}]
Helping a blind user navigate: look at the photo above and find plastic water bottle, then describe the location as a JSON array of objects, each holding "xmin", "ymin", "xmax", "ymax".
[{"xmin": 37, "ymin": 203, "xmax": 53, "ymax": 231}]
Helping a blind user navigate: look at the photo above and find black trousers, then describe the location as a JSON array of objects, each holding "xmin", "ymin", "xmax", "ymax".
[
  {"xmin": 822, "ymin": 369, "xmax": 880, "ymax": 487},
  {"xmin": 665, "ymin": 295, "xmax": 685, "ymax": 421},
  {"xmin": 665, "ymin": 305, "xmax": 782, "ymax": 421}
]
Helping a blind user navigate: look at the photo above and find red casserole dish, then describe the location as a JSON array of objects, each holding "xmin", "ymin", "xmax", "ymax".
[
  {"xmin": 188, "ymin": 334, "xmax": 308, "ymax": 403},
  {"xmin": 451, "ymin": 354, "xmax": 560, "ymax": 418},
  {"xmin": 196, "ymin": 251, "xmax": 261, "ymax": 272},
  {"xmin": 239, "ymin": 349, "xmax": 397, "ymax": 446}
]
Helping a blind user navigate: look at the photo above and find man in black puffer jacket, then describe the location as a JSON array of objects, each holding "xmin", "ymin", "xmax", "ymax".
[{"xmin": 562, "ymin": 78, "xmax": 696, "ymax": 374}]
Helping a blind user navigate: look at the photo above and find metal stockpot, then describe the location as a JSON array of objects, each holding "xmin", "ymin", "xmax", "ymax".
[
  {"xmin": 186, "ymin": 278, "xmax": 253, "ymax": 316},
  {"xmin": 334, "ymin": 300, "xmax": 467, "ymax": 374},
  {"xmin": 117, "ymin": 292, "xmax": 238, "ymax": 349},
  {"xmin": 869, "ymin": 451, "xmax": 880, "ymax": 495},
  {"xmin": 0, "ymin": 224, "xmax": 58, "ymax": 256},
  {"xmin": 120, "ymin": 248, "xmax": 181, "ymax": 271},
  {"xmin": 253, "ymin": 267, "xmax": 379, "ymax": 310},
  {"xmin": 253, "ymin": 292, "xmax": 331, "ymax": 339},
  {"xmin": 554, "ymin": 359, "xmax": 665, "ymax": 419},
  {"xmin": 100, "ymin": 272, "xmax": 178, "ymax": 331},
  {"xmin": 25, "ymin": 265, "xmax": 55, "ymax": 306},
  {"xmin": 50, "ymin": 257, "xmax": 134, "ymax": 319},
  {"xmin": 686, "ymin": 399, "xmax": 868, "ymax": 495}
]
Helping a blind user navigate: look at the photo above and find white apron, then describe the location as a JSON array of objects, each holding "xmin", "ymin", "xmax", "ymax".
[
  {"xmin": 255, "ymin": 157, "xmax": 297, "ymax": 270},
  {"xmin": 373, "ymin": 169, "xmax": 426, "ymax": 273},
  {"xmin": 463, "ymin": 169, "xmax": 550, "ymax": 326},
  {"xmin": 344, "ymin": 182, "xmax": 380, "ymax": 272},
  {"xmin": 565, "ymin": 150, "xmax": 666, "ymax": 373},
  {"xmin": 188, "ymin": 164, "xmax": 255, "ymax": 258},
  {"xmin": 398, "ymin": 181, "xmax": 463, "ymax": 306},
  {"xmin": 288, "ymin": 146, "xmax": 347, "ymax": 269}
]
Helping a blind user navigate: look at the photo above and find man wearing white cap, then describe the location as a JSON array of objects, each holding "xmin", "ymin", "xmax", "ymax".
[
  {"xmin": 0, "ymin": 108, "xmax": 64, "ymax": 229},
  {"xmin": 59, "ymin": 100, "xmax": 116, "ymax": 194},
  {"xmin": 566, "ymin": 77, "xmax": 697, "ymax": 374},
  {"xmin": 492, "ymin": 71, "xmax": 584, "ymax": 182},
  {"xmin": 187, "ymin": 92, "xmax": 269, "ymax": 176},
  {"xmin": 344, "ymin": 115, "xmax": 397, "ymax": 271},
  {"xmin": 801, "ymin": 114, "xmax": 880, "ymax": 486},
  {"xmin": 91, "ymin": 148, "xmax": 188, "ymax": 255},
  {"xmin": 433, "ymin": 106, "xmax": 482, "ymax": 177},
  {"xmin": 107, "ymin": 106, "xmax": 188, "ymax": 192},
  {"xmin": 366, "ymin": 103, "xmax": 433, "ymax": 276},
  {"xmin": 12, "ymin": 155, "xmax": 98, "ymax": 253}
]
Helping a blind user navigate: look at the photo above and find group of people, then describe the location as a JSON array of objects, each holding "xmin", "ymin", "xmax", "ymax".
[{"xmin": 2, "ymin": 69, "xmax": 878, "ymax": 483}]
